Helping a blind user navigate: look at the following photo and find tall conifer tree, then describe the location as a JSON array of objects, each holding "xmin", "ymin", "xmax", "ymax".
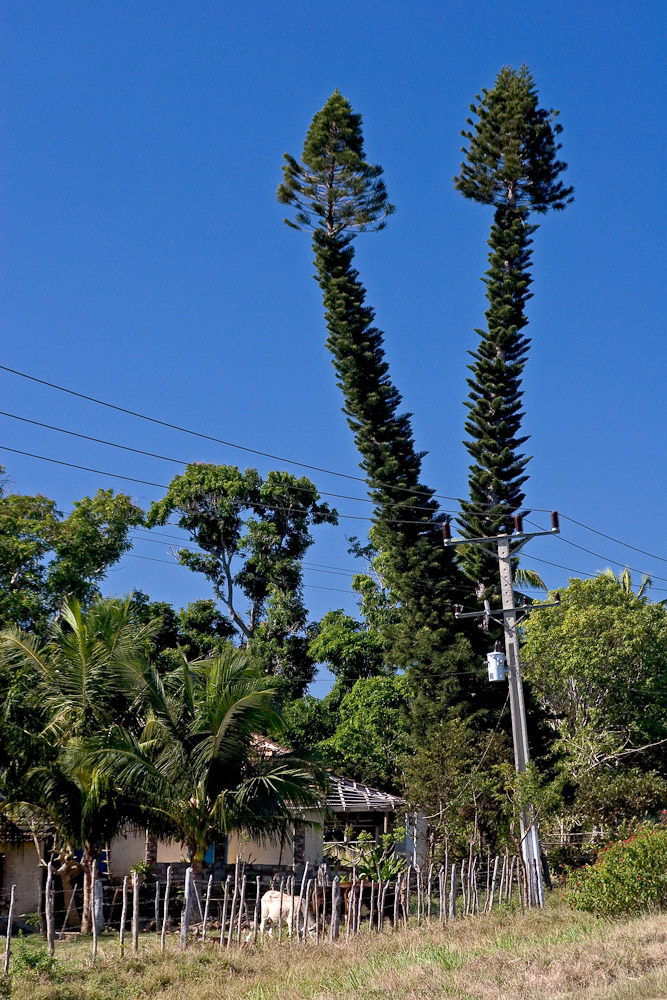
[
  {"xmin": 454, "ymin": 66, "xmax": 573, "ymax": 596},
  {"xmin": 278, "ymin": 91, "xmax": 473, "ymax": 706}
]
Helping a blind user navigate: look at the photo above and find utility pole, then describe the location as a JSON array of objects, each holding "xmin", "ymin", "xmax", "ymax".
[{"xmin": 443, "ymin": 511, "xmax": 561, "ymax": 907}]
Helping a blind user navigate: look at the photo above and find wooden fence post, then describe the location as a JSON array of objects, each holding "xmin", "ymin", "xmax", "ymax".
[
  {"xmin": 404, "ymin": 866, "xmax": 411, "ymax": 927},
  {"xmin": 132, "ymin": 871, "xmax": 140, "ymax": 954},
  {"xmin": 252, "ymin": 876, "xmax": 261, "ymax": 945},
  {"xmin": 368, "ymin": 880, "xmax": 376, "ymax": 933},
  {"xmin": 393, "ymin": 876, "xmax": 401, "ymax": 930},
  {"xmin": 202, "ymin": 874, "xmax": 213, "ymax": 940},
  {"xmin": 236, "ymin": 875, "xmax": 246, "ymax": 945},
  {"xmin": 226, "ymin": 864, "xmax": 239, "ymax": 950},
  {"xmin": 180, "ymin": 867, "xmax": 193, "ymax": 950},
  {"xmin": 154, "ymin": 879, "xmax": 160, "ymax": 936},
  {"xmin": 427, "ymin": 864, "xmax": 433, "ymax": 920},
  {"xmin": 486, "ymin": 856, "xmax": 499, "ymax": 913},
  {"xmin": 3, "ymin": 885, "xmax": 15, "ymax": 977},
  {"xmin": 45, "ymin": 862, "xmax": 55, "ymax": 957},
  {"xmin": 277, "ymin": 876, "xmax": 285, "ymax": 943},
  {"xmin": 91, "ymin": 866, "xmax": 98, "ymax": 963},
  {"xmin": 120, "ymin": 876, "xmax": 128, "ymax": 957},
  {"xmin": 448, "ymin": 863, "xmax": 457, "ymax": 921},
  {"xmin": 296, "ymin": 862, "xmax": 309, "ymax": 941},
  {"xmin": 161, "ymin": 867, "xmax": 172, "ymax": 952},
  {"xmin": 330, "ymin": 876, "xmax": 340, "ymax": 941},
  {"xmin": 219, "ymin": 874, "xmax": 230, "ymax": 948}
]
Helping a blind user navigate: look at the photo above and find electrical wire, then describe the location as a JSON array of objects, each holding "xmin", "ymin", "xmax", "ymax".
[
  {"xmin": 0, "ymin": 363, "xmax": 556, "ymax": 513},
  {"xmin": 0, "ymin": 409, "xmax": 461, "ymax": 516},
  {"xmin": 0, "ymin": 444, "xmax": 430, "ymax": 524}
]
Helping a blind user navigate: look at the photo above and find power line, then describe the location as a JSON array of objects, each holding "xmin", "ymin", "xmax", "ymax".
[
  {"xmin": 562, "ymin": 513, "xmax": 667, "ymax": 567},
  {"xmin": 0, "ymin": 362, "xmax": 555, "ymax": 513},
  {"xmin": 0, "ymin": 444, "xmax": 449, "ymax": 527},
  {"xmin": 0, "ymin": 409, "xmax": 460, "ymax": 516},
  {"xmin": 125, "ymin": 553, "xmax": 357, "ymax": 595}
]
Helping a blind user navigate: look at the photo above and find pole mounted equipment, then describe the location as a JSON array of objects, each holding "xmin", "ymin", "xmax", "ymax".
[{"xmin": 444, "ymin": 511, "xmax": 562, "ymax": 908}]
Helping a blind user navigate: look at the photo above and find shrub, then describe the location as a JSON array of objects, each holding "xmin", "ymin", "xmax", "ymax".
[{"xmin": 566, "ymin": 825, "xmax": 667, "ymax": 916}]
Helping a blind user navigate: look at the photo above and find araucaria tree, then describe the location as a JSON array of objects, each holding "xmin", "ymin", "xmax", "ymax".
[
  {"xmin": 454, "ymin": 66, "xmax": 573, "ymax": 596},
  {"xmin": 278, "ymin": 91, "xmax": 469, "ymax": 703}
]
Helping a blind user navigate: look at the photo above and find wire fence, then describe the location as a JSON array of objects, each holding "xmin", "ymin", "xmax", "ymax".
[{"xmin": 3, "ymin": 852, "xmax": 538, "ymax": 971}]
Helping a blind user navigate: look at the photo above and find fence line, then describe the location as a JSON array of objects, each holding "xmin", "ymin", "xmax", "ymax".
[{"xmin": 5, "ymin": 853, "xmax": 535, "ymax": 970}]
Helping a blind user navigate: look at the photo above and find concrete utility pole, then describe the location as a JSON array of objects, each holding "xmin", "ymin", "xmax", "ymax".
[{"xmin": 443, "ymin": 512, "xmax": 561, "ymax": 907}]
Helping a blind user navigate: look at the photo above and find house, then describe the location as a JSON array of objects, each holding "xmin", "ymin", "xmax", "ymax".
[{"xmin": 0, "ymin": 771, "xmax": 426, "ymax": 915}]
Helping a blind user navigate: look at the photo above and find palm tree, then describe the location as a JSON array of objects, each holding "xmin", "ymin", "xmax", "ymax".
[
  {"xmin": 0, "ymin": 596, "xmax": 159, "ymax": 930},
  {"xmin": 88, "ymin": 648, "xmax": 325, "ymax": 875}
]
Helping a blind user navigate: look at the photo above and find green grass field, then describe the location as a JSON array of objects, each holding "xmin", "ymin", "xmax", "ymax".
[{"xmin": 5, "ymin": 898, "xmax": 667, "ymax": 999}]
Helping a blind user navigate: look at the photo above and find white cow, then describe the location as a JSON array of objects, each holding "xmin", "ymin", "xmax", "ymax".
[{"xmin": 257, "ymin": 889, "xmax": 317, "ymax": 938}]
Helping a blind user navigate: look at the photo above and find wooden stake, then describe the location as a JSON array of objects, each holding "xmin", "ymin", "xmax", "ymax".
[
  {"xmin": 120, "ymin": 875, "xmax": 128, "ymax": 957},
  {"xmin": 368, "ymin": 880, "xmax": 375, "ymax": 932},
  {"xmin": 448, "ymin": 863, "xmax": 457, "ymax": 921},
  {"xmin": 487, "ymin": 856, "xmax": 499, "ymax": 913},
  {"xmin": 219, "ymin": 874, "xmax": 230, "ymax": 948},
  {"xmin": 253, "ymin": 876, "xmax": 261, "ymax": 945},
  {"xmin": 202, "ymin": 874, "xmax": 213, "ymax": 940},
  {"xmin": 345, "ymin": 877, "xmax": 355, "ymax": 943},
  {"xmin": 91, "ymin": 866, "xmax": 98, "ymax": 963},
  {"xmin": 154, "ymin": 879, "xmax": 160, "ymax": 936},
  {"xmin": 236, "ymin": 875, "xmax": 246, "ymax": 945},
  {"xmin": 427, "ymin": 863, "xmax": 433, "ymax": 920},
  {"xmin": 45, "ymin": 862, "xmax": 55, "ymax": 957},
  {"xmin": 393, "ymin": 876, "xmax": 400, "ymax": 929},
  {"xmin": 161, "ymin": 867, "xmax": 172, "ymax": 953},
  {"xmin": 296, "ymin": 862, "xmax": 309, "ymax": 941},
  {"xmin": 330, "ymin": 876, "xmax": 340, "ymax": 941},
  {"xmin": 131, "ymin": 871, "xmax": 140, "ymax": 954},
  {"xmin": 277, "ymin": 876, "xmax": 285, "ymax": 943},
  {"xmin": 179, "ymin": 866, "xmax": 193, "ymax": 950},
  {"xmin": 59, "ymin": 886, "xmax": 78, "ymax": 938},
  {"xmin": 3, "ymin": 885, "xmax": 15, "ymax": 977},
  {"xmin": 226, "ymin": 864, "xmax": 238, "ymax": 950}
]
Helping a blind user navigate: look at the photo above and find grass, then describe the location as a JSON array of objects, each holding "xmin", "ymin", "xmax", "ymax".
[{"xmin": 5, "ymin": 897, "xmax": 667, "ymax": 999}]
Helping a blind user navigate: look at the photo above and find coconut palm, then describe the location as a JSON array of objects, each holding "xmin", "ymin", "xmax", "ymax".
[
  {"xmin": 0, "ymin": 595, "xmax": 159, "ymax": 930},
  {"xmin": 87, "ymin": 647, "xmax": 325, "ymax": 875}
]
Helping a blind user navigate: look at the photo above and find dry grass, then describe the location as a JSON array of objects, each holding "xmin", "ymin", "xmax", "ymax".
[{"xmin": 6, "ymin": 899, "xmax": 667, "ymax": 1000}]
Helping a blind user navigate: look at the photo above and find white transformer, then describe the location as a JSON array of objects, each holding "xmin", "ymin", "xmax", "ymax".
[{"xmin": 486, "ymin": 650, "xmax": 507, "ymax": 682}]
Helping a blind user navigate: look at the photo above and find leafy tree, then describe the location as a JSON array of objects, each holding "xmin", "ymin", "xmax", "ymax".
[
  {"xmin": 0, "ymin": 596, "xmax": 158, "ymax": 930},
  {"xmin": 278, "ymin": 90, "xmax": 474, "ymax": 705},
  {"xmin": 0, "ymin": 473, "xmax": 143, "ymax": 634},
  {"xmin": 308, "ymin": 609, "xmax": 388, "ymax": 687},
  {"xmin": 131, "ymin": 593, "xmax": 235, "ymax": 669},
  {"xmin": 319, "ymin": 675, "xmax": 409, "ymax": 792},
  {"xmin": 146, "ymin": 463, "xmax": 337, "ymax": 698},
  {"xmin": 454, "ymin": 66, "xmax": 573, "ymax": 597},
  {"xmin": 521, "ymin": 575, "xmax": 667, "ymax": 776}
]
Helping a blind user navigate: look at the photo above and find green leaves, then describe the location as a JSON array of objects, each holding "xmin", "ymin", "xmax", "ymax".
[
  {"xmin": 146, "ymin": 462, "xmax": 337, "ymax": 698},
  {"xmin": 278, "ymin": 90, "xmax": 395, "ymax": 236},
  {"xmin": 454, "ymin": 65, "xmax": 574, "ymax": 213}
]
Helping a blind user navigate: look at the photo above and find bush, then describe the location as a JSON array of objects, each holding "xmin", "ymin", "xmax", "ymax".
[{"xmin": 566, "ymin": 825, "xmax": 667, "ymax": 916}]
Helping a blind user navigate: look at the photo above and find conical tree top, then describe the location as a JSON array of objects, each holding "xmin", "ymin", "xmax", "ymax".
[
  {"xmin": 454, "ymin": 65, "xmax": 574, "ymax": 212},
  {"xmin": 278, "ymin": 89, "xmax": 395, "ymax": 235}
]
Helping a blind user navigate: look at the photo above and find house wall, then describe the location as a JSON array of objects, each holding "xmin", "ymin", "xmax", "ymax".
[
  {"xmin": 1, "ymin": 842, "xmax": 41, "ymax": 916},
  {"xmin": 109, "ymin": 830, "xmax": 185, "ymax": 876}
]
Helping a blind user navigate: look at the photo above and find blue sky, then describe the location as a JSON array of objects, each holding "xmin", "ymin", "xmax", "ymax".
[{"xmin": 2, "ymin": 1, "xmax": 666, "ymax": 694}]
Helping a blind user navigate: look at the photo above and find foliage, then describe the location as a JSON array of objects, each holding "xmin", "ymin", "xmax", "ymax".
[
  {"xmin": 521, "ymin": 576, "xmax": 667, "ymax": 774},
  {"xmin": 325, "ymin": 828, "xmax": 407, "ymax": 881},
  {"xmin": 454, "ymin": 66, "xmax": 573, "ymax": 596},
  {"xmin": 566, "ymin": 825, "xmax": 667, "ymax": 916},
  {"xmin": 131, "ymin": 593, "xmax": 236, "ymax": 670},
  {"xmin": 308, "ymin": 609, "xmax": 388, "ymax": 685},
  {"xmin": 319, "ymin": 675, "xmax": 410, "ymax": 792},
  {"xmin": 403, "ymin": 716, "xmax": 510, "ymax": 855},
  {"xmin": 0, "ymin": 596, "xmax": 160, "ymax": 930},
  {"xmin": 0, "ymin": 474, "xmax": 143, "ymax": 634},
  {"xmin": 83, "ymin": 647, "xmax": 325, "ymax": 865},
  {"xmin": 11, "ymin": 932, "xmax": 59, "ymax": 978},
  {"xmin": 278, "ymin": 90, "xmax": 478, "ymax": 715},
  {"xmin": 146, "ymin": 463, "xmax": 337, "ymax": 698}
]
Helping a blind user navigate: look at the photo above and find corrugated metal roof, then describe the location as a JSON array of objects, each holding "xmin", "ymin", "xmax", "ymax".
[{"xmin": 326, "ymin": 773, "xmax": 402, "ymax": 814}]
